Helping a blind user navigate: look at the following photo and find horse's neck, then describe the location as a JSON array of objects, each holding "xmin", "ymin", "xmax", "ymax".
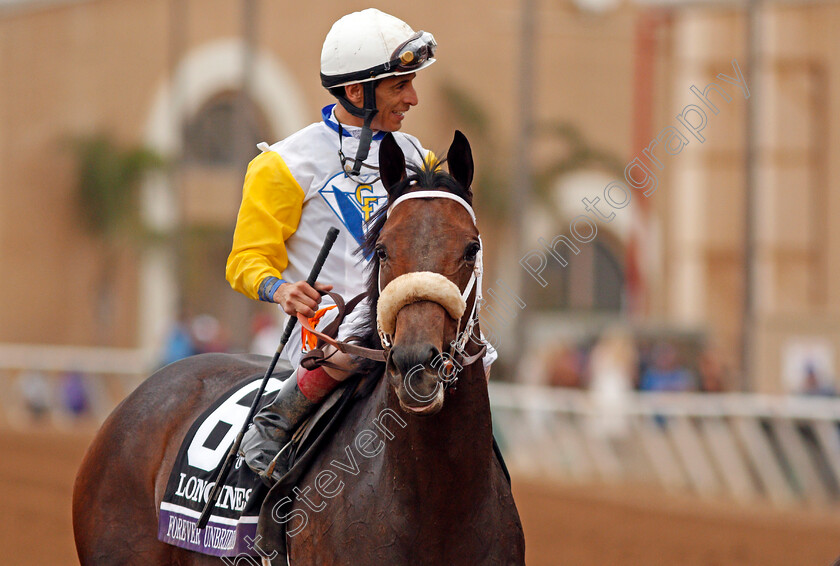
[{"xmin": 375, "ymin": 362, "xmax": 495, "ymax": 510}]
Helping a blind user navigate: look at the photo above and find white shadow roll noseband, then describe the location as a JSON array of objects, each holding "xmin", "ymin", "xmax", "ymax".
[
  {"xmin": 377, "ymin": 272, "xmax": 466, "ymax": 336},
  {"xmin": 375, "ymin": 190, "xmax": 483, "ymax": 352}
]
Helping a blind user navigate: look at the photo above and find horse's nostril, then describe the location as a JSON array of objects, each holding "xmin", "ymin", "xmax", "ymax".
[
  {"xmin": 392, "ymin": 344, "xmax": 439, "ymax": 375},
  {"xmin": 425, "ymin": 345, "xmax": 440, "ymax": 366}
]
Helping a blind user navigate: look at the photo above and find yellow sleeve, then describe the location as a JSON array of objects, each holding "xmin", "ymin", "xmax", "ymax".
[{"xmin": 225, "ymin": 151, "xmax": 305, "ymax": 300}]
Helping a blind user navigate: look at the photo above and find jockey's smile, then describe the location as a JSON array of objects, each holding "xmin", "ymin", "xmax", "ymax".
[{"xmin": 336, "ymin": 73, "xmax": 419, "ymax": 133}]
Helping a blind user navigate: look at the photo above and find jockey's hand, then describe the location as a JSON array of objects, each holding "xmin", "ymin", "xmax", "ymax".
[{"xmin": 273, "ymin": 281, "xmax": 333, "ymax": 318}]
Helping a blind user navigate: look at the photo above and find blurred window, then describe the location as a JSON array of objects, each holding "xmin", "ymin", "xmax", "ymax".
[
  {"xmin": 183, "ymin": 91, "xmax": 268, "ymax": 166},
  {"xmin": 526, "ymin": 239, "xmax": 623, "ymax": 312}
]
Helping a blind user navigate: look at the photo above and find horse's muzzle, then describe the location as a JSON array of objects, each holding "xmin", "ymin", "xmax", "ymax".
[
  {"xmin": 388, "ymin": 342, "xmax": 445, "ymax": 415},
  {"xmin": 391, "ymin": 343, "xmax": 439, "ymax": 376}
]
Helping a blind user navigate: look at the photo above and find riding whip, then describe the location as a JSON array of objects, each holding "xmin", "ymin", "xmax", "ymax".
[{"xmin": 198, "ymin": 226, "xmax": 340, "ymax": 529}]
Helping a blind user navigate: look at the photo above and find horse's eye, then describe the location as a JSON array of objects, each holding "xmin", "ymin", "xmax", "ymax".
[
  {"xmin": 464, "ymin": 242, "xmax": 480, "ymax": 263},
  {"xmin": 376, "ymin": 246, "xmax": 388, "ymax": 262}
]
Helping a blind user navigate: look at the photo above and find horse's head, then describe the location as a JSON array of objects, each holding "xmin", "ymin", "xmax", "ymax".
[{"xmin": 368, "ymin": 131, "xmax": 481, "ymax": 416}]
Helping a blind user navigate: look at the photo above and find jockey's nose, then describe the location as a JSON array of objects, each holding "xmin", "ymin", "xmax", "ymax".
[
  {"xmin": 404, "ymin": 83, "xmax": 418, "ymax": 106},
  {"xmin": 391, "ymin": 343, "xmax": 439, "ymax": 376}
]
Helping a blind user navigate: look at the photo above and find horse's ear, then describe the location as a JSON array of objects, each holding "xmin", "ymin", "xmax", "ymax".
[
  {"xmin": 379, "ymin": 132, "xmax": 406, "ymax": 195},
  {"xmin": 447, "ymin": 130, "xmax": 474, "ymax": 190}
]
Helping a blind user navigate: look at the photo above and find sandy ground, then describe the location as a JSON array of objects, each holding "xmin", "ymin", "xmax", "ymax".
[
  {"xmin": 2, "ymin": 427, "xmax": 840, "ymax": 565},
  {"xmin": 514, "ymin": 480, "xmax": 840, "ymax": 566}
]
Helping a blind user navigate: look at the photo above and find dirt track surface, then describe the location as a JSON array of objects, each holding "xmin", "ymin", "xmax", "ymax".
[
  {"xmin": 514, "ymin": 480, "xmax": 840, "ymax": 565},
  {"xmin": 2, "ymin": 427, "xmax": 840, "ymax": 565}
]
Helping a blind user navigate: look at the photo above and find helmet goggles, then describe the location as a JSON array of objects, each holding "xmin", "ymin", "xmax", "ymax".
[{"xmin": 390, "ymin": 31, "xmax": 437, "ymax": 73}]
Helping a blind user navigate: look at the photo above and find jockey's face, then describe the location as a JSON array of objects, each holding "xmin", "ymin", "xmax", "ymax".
[
  {"xmin": 371, "ymin": 73, "xmax": 418, "ymax": 132},
  {"xmin": 340, "ymin": 73, "xmax": 419, "ymax": 133}
]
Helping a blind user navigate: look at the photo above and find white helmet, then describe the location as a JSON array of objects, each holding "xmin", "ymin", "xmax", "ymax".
[
  {"xmin": 320, "ymin": 9, "xmax": 436, "ymax": 89},
  {"xmin": 320, "ymin": 9, "xmax": 437, "ymax": 176}
]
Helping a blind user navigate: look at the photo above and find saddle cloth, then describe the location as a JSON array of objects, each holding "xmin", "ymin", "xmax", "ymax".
[{"xmin": 157, "ymin": 371, "xmax": 292, "ymax": 558}]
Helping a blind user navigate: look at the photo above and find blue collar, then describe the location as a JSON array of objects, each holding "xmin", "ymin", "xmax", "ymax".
[{"xmin": 322, "ymin": 104, "xmax": 386, "ymax": 140}]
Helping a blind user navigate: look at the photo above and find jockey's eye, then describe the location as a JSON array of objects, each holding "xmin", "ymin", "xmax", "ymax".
[
  {"xmin": 376, "ymin": 246, "xmax": 388, "ymax": 262},
  {"xmin": 464, "ymin": 242, "xmax": 480, "ymax": 263}
]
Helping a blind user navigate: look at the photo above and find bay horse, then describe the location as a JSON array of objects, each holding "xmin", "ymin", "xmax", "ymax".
[{"xmin": 72, "ymin": 131, "xmax": 525, "ymax": 565}]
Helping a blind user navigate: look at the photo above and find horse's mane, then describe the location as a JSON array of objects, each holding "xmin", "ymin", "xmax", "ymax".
[{"xmin": 348, "ymin": 156, "xmax": 473, "ymax": 392}]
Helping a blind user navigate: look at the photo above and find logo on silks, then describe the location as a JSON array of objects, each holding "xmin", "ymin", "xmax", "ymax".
[{"xmin": 319, "ymin": 172, "xmax": 387, "ymax": 250}]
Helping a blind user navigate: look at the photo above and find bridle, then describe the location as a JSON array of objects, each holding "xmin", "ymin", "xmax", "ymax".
[
  {"xmin": 376, "ymin": 190, "xmax": 486, "ymax": 375},
  {"xmin": 296, "ymin": 189, "xmax": 487, "ymax": 385}
]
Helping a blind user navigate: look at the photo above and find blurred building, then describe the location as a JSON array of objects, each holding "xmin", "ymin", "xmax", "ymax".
[
  {"xmin": 650, "ymin": 4, "xmax": 840, "ymax": 393},
  {"xmin": 0, "ymin": 0, "xmax": 838, "ymax": 392}
]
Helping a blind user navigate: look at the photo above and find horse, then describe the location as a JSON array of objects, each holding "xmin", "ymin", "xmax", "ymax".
[{"xmin": 72, "ymin": 131, "xmax": 526, "ymax": 565}]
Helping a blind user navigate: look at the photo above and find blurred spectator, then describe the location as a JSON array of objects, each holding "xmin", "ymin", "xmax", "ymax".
[
  {"xmin": 18, "ymin": 371, "xmax": 50, "ymax": 420},
  {"xmin": 159, "ymin": 320, "xmax": 197, "ymax": 367},
  {"xmin": 544, "ymin": 343, "xmax": 584, "ymax": 388},
  {"xmin": 697, "ymin": 344, "xmax": 729, "ymax": 393},
  {"xmin": 547, "ymin": 345, "xmax": 585, "ymax": 389},
  {"xmin": 588, "ymin": 326, "xmax": 636, "ymax": 437},
  {"xmin": 60, "ymin": 371, "xmax": 90, "ymax": 416},
  {"xmin": 799, "ymin": 363, "xmax": 836, "ymax": 397},
  {"xmin": 191, "ymin": 314, "xmax": 230, "ymax": 354},
  {"xmin": 635, "ymin": 338, "xmax": 654, "ymax": 389},
  {"xmin": 250, "ymin": 312, "xmax": 283, "ymax": 356},
  {"xmin": 639, "ymin": 342, "xmax": 696, "ymax": 392}
]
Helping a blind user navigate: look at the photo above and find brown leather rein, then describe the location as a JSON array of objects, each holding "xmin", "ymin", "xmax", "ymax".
[{"xmin": 297, "ymin": 291, "xmax": 486, "ymax": 372}]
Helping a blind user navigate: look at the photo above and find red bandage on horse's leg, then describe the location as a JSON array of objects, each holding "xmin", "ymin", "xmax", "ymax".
[{"xmin": 296, "ymin": 366, "xmax": 341, "ymax": 402}]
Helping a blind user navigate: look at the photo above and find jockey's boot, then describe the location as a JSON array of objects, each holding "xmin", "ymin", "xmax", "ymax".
[{"xmin": 240, "ymin": 366, "xmax": 338, "ymax": 484}]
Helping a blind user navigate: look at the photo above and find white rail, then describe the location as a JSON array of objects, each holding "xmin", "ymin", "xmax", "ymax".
[
  {"xmin": 489, "ymin": 382, "xmax": 840, "ymax": 507},
  {"xmin": 4, "ymin": 345, "xmax": 840, "ymax": 508},
  {"xmin": 0, "ymin": 343, "xmax": 151, "ymax": 375},
  {"xmin": 0, "ymin": 344, "xmax": 152, "ymax": 426}
]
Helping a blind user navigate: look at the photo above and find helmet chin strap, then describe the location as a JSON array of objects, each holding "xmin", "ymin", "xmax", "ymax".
[{"xmin": 336, "ymin": 81, "xmax": 379, "ymax": 176}]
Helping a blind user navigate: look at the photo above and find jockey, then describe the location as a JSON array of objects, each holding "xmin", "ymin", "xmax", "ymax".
[{"xmin": 226, "ymin": 9, "xmax": 439, "ymax": 483}]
